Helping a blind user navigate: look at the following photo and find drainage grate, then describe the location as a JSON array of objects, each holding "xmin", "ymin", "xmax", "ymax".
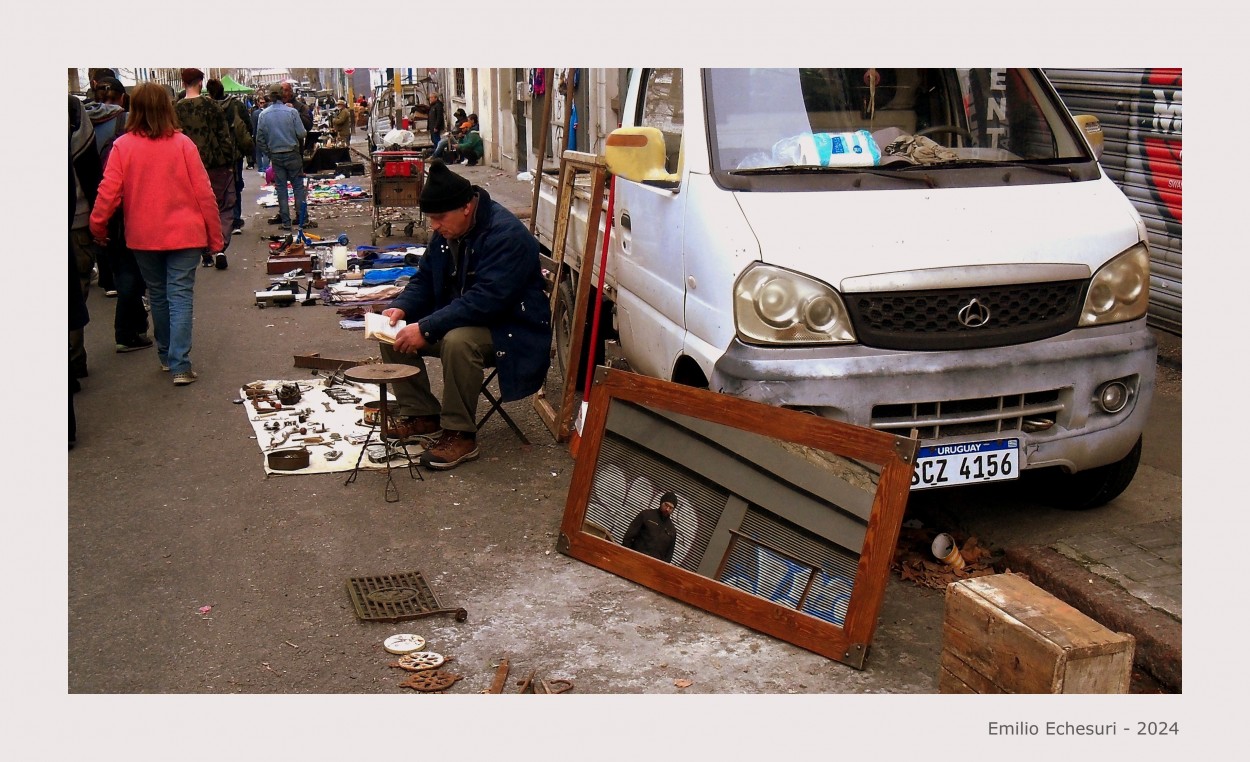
[{"xmin": 345, "ymin": 571, "xmax": 468, "ymax": 623}]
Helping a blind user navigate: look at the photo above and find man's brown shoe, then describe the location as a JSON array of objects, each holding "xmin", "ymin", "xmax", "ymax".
[
  {"xmin": 384, "ymin": 415, "xmax": 441, "ymax": 443},
  {"xmin": 419, "ymin": 430, "xmax": 480, "ymax": 470}
]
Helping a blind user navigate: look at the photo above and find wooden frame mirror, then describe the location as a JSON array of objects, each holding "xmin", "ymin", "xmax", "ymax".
[{"xmin": 558, "ymin": 368, "xmax": 919, "ymax": 669}]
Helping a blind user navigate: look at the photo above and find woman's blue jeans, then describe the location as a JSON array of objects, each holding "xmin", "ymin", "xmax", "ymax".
[{"xmin": 133, "ymin": 248, "xmax": 201, "ymax": 374}]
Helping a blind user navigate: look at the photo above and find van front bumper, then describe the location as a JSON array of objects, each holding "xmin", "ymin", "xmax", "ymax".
[{"xmin": 711, "ymin": 319, "xmax": 1157, "ymax": 474}]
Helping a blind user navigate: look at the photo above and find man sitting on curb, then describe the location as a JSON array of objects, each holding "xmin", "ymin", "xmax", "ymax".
[{"xmin": 378, "ymin": 160, "xmax": 552, "ymax": 470}]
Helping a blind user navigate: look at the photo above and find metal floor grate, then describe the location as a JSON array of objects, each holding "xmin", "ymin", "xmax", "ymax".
[{"xmin": 345, "ymin": 570, "xmax": 468, "ymax": 623}]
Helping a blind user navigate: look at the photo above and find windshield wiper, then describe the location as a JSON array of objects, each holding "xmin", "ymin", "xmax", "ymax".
[
  {"xmin": 729, "ymin": 164, "xmax": 935, "ymax": 187},
  {"xmin": 901, "ymin": 159, "xmax": 1077, "ymax": 180}
]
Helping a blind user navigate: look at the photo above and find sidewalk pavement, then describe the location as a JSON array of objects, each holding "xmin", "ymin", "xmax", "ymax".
[
  {"xmin": 347, "ymin": 143, "xmax": 1185, "ymax": 692},
  {"xmin": 445, "ymin": 154, "xmax": 1186, "ymax": 692},
  {"xmin": 1002, "ymin": 328, "xmax": 1181, "ymax": 692},
  {"xmin": 1003, "ymin": 518, "xmax": 1181, "ymax": 692}
]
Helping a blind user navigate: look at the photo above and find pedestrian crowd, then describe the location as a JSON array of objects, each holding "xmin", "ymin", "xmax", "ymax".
[
  {"xmin": 71, "ymin": 69, "xmax": 547, "ymax": 477},
  {"xmin": 69, "ymin": 68, "xmax": 261, "ymax": 446}
]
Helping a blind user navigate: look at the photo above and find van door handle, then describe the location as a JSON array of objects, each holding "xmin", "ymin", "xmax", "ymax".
[{"xmin": 620, "ymin": 211, "xmax": 631, "ymax": 231}]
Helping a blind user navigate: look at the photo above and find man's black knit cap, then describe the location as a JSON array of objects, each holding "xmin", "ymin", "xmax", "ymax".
[{"xmin": 420, "ymin": 159, "xmax": 474, "ymax": 213}]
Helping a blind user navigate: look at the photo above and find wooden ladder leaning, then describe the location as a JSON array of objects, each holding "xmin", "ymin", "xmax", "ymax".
[{"xmin": 532, "ymin": 150, "xmax": 608, "ymax": 443}]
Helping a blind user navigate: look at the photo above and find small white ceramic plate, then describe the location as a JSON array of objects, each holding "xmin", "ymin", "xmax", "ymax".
[{"xmin": 383, "ymin": 633, "xmax": 427, "ymax": 655}]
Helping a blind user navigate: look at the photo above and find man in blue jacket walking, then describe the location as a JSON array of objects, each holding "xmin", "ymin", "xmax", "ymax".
[{"xmin": 379, "ymin": 160, "xmax": 552, "ymax": 470}]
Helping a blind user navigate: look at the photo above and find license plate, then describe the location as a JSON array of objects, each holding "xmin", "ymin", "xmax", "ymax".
[{"xmin": 910, "ymin": 438, "xmax": 1019, "ymax": 490}]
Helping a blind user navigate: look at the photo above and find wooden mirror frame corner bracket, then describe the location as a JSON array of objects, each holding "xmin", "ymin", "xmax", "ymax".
[{"xmin": 559, "ymin": 367, "xmax": 918, "ymax": 670}]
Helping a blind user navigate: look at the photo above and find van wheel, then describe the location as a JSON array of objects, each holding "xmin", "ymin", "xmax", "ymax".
[
  {"xmin": 1037, "ymin": 436, "xmax": 1142, "ymax": 510},
  {"xmin": 553, "ymin": 277, "xmax": 599, "ymax": 391},
  {"xmin": 554, "ymin": 278, "xmax": 577, "ymax": 384}
]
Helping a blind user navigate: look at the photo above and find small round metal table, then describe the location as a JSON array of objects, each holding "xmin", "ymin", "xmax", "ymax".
[{"xmin": 343, "ymin": 363, "xmax": 424, "ymax": 501}]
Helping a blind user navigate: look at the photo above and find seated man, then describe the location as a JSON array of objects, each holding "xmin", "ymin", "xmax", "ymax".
[
  {"xmin": 379, "ymin": 160, "xmax": 552, "ymax": 470},
  {"xmin": 455, "ymin": 121, "xmax": 484, "ymax": 166},
  {"xmin": 431, "ymin": 112, "xmax": 476, "ymax": 162}
]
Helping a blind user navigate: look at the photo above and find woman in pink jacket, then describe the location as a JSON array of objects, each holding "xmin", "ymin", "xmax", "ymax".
[{"xmin": 90, "ymin": 82, "xmax": 224, "ymax": 386}]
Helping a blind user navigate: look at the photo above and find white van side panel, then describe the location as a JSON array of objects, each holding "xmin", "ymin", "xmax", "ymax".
[
  {"xmin": 680, "ymin": 174, "xmax": 760, "ymax": 373},
  {"xmin": 611, "ymin": 178, "xmax": 688, "ymax": 379}
]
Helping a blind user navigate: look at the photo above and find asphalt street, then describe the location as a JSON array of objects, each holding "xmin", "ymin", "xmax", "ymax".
[{"xmin": 62, "ymin": 135, "xmax": 1181, "ymax": 706}]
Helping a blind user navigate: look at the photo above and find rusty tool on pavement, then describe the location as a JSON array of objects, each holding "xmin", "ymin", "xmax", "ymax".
[
  {"xmin": 482, "ymin": 658, "xmax": 510, "ymax": 694},
  {"xmin": 536, "ymin": 678, "xmax": 573, "ymax": 694},
  {"xmin": 514, "ymin": 669, "xmax": 572, "ymax": 694},
  {"xmin": 400, "ymin": 670, "xmax": 462, "ymax": 692}
]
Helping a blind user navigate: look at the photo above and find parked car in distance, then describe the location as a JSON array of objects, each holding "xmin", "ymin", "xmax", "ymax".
[{"xmin": 367, "ymin": 82, "xmax": 435, "ymax": 152}]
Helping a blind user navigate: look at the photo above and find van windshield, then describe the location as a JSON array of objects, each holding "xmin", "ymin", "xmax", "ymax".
[{"xmin": 706, "ymin": 68, "xmax": 1091, "ymax": 175}]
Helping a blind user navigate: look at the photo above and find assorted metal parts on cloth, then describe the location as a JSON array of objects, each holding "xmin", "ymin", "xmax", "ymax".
[
  {"xmin": 243, "ymin": 377, "xmax": 394, "ymax": 475},
  {"xmin": 276, "ymin": 382, "xmax": 304, "ymax": 405}
]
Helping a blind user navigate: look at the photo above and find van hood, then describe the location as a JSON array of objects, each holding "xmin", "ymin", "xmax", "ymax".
[{"xmin": 733, "ymin": 180, "xmax": 1142, "ymax": 289}]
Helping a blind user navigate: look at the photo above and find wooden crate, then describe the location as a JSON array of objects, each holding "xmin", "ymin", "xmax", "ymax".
[
  {"xmin": 375, "ymin": 178, "xmax": 421, "ymax": 208},
  {"xmin": 939, "ymin": 572, "xmax": 1134, "ymax": 694}
]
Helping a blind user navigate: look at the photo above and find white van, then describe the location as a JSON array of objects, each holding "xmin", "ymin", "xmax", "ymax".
[{"xmin": 534, "ymin": 68, "xmax": 1156, "ymax": 508}]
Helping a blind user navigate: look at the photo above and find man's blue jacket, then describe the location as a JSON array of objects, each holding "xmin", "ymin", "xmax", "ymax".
[{"xmin": 389, "ymin": 187, "xmax": 552, "ymax": 402}]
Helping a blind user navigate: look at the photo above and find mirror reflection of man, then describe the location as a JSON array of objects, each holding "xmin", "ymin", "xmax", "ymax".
[{"xmin": 622, "ymin": 492, "xmax": 678, "ymax": 563}]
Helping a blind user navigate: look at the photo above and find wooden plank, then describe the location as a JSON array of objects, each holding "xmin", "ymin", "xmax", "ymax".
[
  {"xmin": 528, "ymin": 68, "xmax": 554, "ymax": 235},
  {"xmin": 533, "ymin": 389, "xmax": 559, "ymax": 439},
  {"xmin": 534, "ymin": 152, "xmax": 608, "ymax": 443},
  {"xmin": 552, "ymin": 161, "xmax": 606, "ymax": 442}
]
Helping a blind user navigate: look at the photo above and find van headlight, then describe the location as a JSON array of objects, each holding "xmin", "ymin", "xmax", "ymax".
[
  {"xmin": 734, "ymin": 264, "xmax": 856, "ymax": 344},
  {"xmin": 1080, "ymin": 243, "xmax": 1150, "ymax": 326}
]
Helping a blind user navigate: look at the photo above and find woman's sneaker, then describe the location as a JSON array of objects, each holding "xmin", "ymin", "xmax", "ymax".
[{"xmin": 172, "ymin": 370, "xmax": 198, "ymax": 386}]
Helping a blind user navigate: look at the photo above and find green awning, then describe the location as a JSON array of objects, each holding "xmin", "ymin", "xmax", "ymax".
[{"xmin": 219, "ymin": 75, "xmax": 253, "ymax": 93}]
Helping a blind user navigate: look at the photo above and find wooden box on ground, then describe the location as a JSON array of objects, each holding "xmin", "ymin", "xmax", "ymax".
[
  {"xmin": 939, "ymin": 572, "xmax": 1134, "ymax": 693},
  {"xmin": 267, "ymin": 255, "xmax": 313, "ymax": 275}
]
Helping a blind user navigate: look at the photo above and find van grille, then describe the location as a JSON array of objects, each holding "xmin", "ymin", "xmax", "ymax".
[
  {"xmin": 871, "ymin": 389, "xmax": 1064, "ymax": 439},
  {"xmin": 846, "ymin": 280, "xmax": 1086, "ymax": 350}
]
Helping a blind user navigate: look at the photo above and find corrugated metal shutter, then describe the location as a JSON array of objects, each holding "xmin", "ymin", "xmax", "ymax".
[
  {"xmin": 586, "ymin": 433, "xmax": 728, "ymax": 572},
  {"xmin": 721, "ymin": 508, "xmax": 861, "ymax": 626},
  {"xmin": 1045, "ymin": 68, "xmax": 1182, "ymax": 334}
]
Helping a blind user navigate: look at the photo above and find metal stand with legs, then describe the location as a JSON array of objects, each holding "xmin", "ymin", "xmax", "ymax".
[{"xmin": 343, "ymin": 363, "xmax": 424, "ymax": 502}]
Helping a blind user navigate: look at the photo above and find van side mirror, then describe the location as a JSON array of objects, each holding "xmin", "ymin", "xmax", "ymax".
[
  {"xmin": 605, "ymin": 127, "xmax": 680, "ymax": 187},
  {"xmin": 1073, "ymin": 114, "xmax": 1104, "ymax": 161}
]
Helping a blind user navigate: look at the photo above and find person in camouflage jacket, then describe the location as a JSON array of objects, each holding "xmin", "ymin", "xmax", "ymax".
[
  {"xmin": 206, "ymin": 78, "xmax": 254, "ymax": 235},
  {"xmin": 175, "ymin": 68, "xmax": 236, "ymax": 267}
]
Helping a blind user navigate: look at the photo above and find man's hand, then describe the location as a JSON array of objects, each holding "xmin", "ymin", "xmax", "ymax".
[
  {"xmin": 391, "ymin": 322, "xmax": 427, "ymax": 354},
  {"xmin": 382, "ymin": 307, "xmax": 406, "ymax": 326}
]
